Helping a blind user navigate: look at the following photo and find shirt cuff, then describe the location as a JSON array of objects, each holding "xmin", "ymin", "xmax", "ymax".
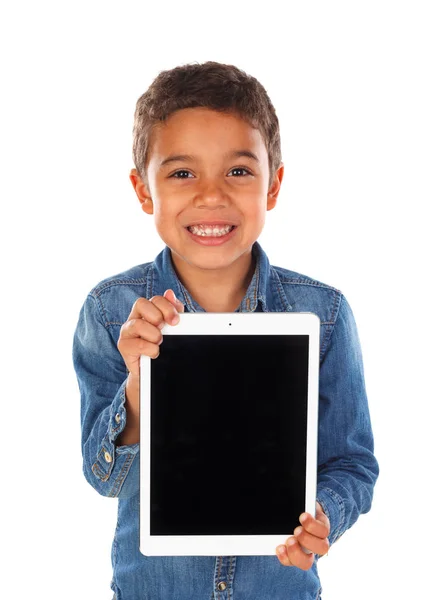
[
  {"xmin": 91, "ymin": 378, "xmax": 139, "ymax": 497},
  {"xmin": 316, "ymin": 486, "xmax": 346, "ymax": 546}
]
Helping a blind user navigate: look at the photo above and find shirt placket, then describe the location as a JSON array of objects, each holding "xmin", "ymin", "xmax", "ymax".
[{"xmin": 213, "ymin": 556, "xmax": 236, "ymax": 599}]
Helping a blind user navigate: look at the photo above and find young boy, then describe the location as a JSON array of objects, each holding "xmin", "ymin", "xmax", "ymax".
[{"xmin": 72, "ymin": 61, "xmax": 379, "ymax": 600}]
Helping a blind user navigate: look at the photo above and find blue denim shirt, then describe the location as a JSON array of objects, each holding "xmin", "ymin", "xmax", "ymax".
[{"xmin": 72, "ymin": 241, "xmax": 379, "ymax": 600}]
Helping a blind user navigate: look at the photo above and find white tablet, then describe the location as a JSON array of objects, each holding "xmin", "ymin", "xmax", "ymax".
[{"xmin": 139, "ymin": 312, "xmax": 320, "ymax": 556}]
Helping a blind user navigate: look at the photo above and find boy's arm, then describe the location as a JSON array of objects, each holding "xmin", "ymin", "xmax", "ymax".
[
  {"xmin": 72, "ymin": 293, "xmax": 140, "ymax": 499},
  {"xmin": 316, "ymin": 293, "xmax": 379, "ymax": 546}
]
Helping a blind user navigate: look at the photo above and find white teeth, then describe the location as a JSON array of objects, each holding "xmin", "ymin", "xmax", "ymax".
[{"xmin": 188, "ymin": 224, "xmax": 233, "ymax": 237}]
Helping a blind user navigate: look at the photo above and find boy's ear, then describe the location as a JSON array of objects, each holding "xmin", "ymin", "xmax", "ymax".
[
  {"xmin": 267, "ymin": 162, "xmax": 284, "ymax": 211},
  {"xmin": 129, "ymin": 168, "xmax": 153, "ymax": 215}
]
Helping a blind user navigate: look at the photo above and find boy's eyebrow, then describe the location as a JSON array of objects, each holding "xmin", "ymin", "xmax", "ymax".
[{"xmin": 159, "ymin": 149, "xmax": 260, "ymax": 168}]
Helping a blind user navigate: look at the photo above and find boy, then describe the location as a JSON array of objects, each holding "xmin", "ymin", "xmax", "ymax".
[{"xmin": 72, "ymin": 61, "xmax": 379, "ymax": 599}]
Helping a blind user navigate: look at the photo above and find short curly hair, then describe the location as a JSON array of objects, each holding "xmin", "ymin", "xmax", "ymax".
[{"xmin": 132, "ymin": 61, "xmax": 282, "ymax": 189}]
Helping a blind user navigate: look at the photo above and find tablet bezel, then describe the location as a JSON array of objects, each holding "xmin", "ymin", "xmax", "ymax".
[{"xmin": 139, "ymin": 312, "xmax": 320, "ymax": 556}]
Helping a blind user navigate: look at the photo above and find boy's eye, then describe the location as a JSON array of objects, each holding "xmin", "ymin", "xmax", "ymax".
[
  {"xmin": 170, "ymin": 167, "xmax": 251, "ymax": 178},
  {"xmin": 171, "ymin": 170, "xmax": 193, "ymax": 179},
  {"xmin": 229, "ymin": 167, "xmax": 250, "ymax": 177}
]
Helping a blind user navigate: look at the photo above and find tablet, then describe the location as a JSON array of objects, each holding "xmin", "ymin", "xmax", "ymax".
[{"xmin": 139, "ymin": 312, "xmax": 320, "ymax": 556}]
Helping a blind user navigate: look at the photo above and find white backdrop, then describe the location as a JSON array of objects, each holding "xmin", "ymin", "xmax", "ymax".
[{"xmin": 2, "ymin": 1, "xmax": 435, "ymax": 598}]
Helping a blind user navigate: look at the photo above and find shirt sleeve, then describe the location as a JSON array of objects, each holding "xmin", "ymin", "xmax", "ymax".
[
  {"xmin": 72, "ymin": 293, "xmax": 139, "ymax": 499},
  {"xmin": 315, "ymin": 293, "xmax": 379, "ymax": 546}
]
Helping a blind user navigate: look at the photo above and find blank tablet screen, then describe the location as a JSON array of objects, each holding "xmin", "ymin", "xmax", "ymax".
[{"xmin": 149, "ymin": 334, "xmax": 309, "ymax": 536}]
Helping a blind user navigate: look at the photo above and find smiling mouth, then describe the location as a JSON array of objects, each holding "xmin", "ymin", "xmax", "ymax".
[{"xmin": 186, "ymin": 224, "xmax": 237, "ymax": 237}]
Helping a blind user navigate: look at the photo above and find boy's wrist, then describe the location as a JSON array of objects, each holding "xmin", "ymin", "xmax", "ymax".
[
  {"xmin": 316, "ymin": 486, "xmax": 345, "ymax": 545},
  {"xmin": 125, "ymin": 372, "xmax": 140, "ymax": 417},
  {"xmin": 116, "ymin": 374, "xmax": 140, "ymax": 445}
]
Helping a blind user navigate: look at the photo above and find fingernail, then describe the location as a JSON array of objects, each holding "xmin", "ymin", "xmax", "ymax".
[
  {"xmin": 164, "ymin": 289, "xmax": 177, "ymax": 302},
  {"xmin": 300, "ymin": 514, "xmax": 308, "ymax": 524},
  {"xmin": 294, "ymin": 527, "xmax": 303, "ymax": 536},
  {"xmin": 158, "ymin": 322, "xmax": 165, "ymax": 330},
  {"xmin": 171, "ymin": 315, "xmax": 179, "ymax": 325},
  {"xmin": 170, "ymin": 290, "xmax": 181, "ymax": 304},
  {"xmin": 277, "ymin": 545, "xmax": 286, "ymax": 554},
  {"xmin": 286, "ymin": 537, "xmax": 296, "ymax": 547}
]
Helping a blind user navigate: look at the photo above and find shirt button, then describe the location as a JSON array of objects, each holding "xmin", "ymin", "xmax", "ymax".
[
  {"xmin": 104, "ymin": 451, "xmax": 112, "ymax": 463},
  {"xmin": 217, "ymin": 582, "xmax": 227, "ymax": 591},
  {"xmin": 115, "ymin": 413, "xmax": 121, "ymax": 424}
]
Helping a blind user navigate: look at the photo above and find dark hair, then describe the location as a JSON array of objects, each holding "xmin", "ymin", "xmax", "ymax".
[{"xmin": 132, "ymin": 61, "xmax": 282, "ymax": 189}]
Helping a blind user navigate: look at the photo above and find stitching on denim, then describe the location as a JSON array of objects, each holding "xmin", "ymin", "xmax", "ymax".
[
  {"xmin": 328, "ymin": 290, "xmax": 342, "ymax": 324},
  {"xmin": 111, "ymin": 412, "xmax": 125, "ymax": 437},
  {"xmin": 100, "ymin": 300, "xmax": 111, "ymax": 327},
  {"xmin": 272, "ymin": 268, "xmax": 291, "ymax": 312},
  {"xmin": 253, "ymin": 257, "xmax": 260, "ymax": 309},
  {"xmin": 92, "ymin": 278, "xmax": 149, "ymax": 297},
  {"xmin": 227, "ymin": 557, "xmax": 235, "ymax": 599},
  {"xmin": 92, "ymin": 445, "xmax": 113, "ymax": 479},
  {"xmin": 92, "ymin": 461, "xmax": 109, "ymax": 481},
  {"xmin": 323, "ymin": 290, "xmax": 342, "ymax": 358},
  {"xmin": 87, "ymin": 293, "xmax": 110, "ymax": 331},
  {"xmin": 97, "ymin": 445, "xmax": 111, "ymax": 464},
  {"xmin": 109, "ymin": 453, "xmax": 135, "ymax": 497},
  {"xmin": 91, "ymin": 276, "xmax": 151, "ymax": 327},
  {"xmin": 216, "ymin": 556, "xmax": 222, "ymax": 588},
  {"xmin": 257, "ymin": 296, "xmax": 266, "ymax": 312},
  {"xmin": 111, "ymin": 421, "xmax": 122, "ymax": 435},
  {"xmin": 111, "ymin": 521, "xmax": 120, "ymax": 598},
  {"xmin": 110, "ymin": 386, "xmax": 127, "ymax": 438},
  {"xmin": 181, "ymin": 286, "xmax": 194, "ymax": 310},
  {"xmin": 319, "ymin": 291, "xmax": 342, "ymax": 360},
  {"xmin": 280, "ymin": 279, "xmax": 342, "ymax": 294},
  {"xmin": 149, "ymin": 264, "xmax": 154, "ymax": 301},
  {"xmin": 150, "ymin": 259, "xmax": 193, "ymax": 311},
  {"xmin": 173, "ymin": 273, "xmax": 196, "ymax": 311}
]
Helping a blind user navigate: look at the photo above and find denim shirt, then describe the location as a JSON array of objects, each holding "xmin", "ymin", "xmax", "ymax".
[{"xmin": 72, "ymin": 241, "xmax": 379, "ymax": 600}]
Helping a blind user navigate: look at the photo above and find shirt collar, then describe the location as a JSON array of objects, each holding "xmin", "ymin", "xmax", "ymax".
[{"xmin": 151, "ymin": 241, "xmax": 291, "ymax": 313}]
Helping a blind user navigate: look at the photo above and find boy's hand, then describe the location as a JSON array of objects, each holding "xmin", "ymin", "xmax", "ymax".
[
  {"xmin": 275, "ymin": 502, "xmax": 330, "ymax": 570},
  {"xmin": 117, "ymin": 289, "xmax": 185, "ymax": 378},
  {"xmin": 115, "ymin": 289, "xmax": 184, "ymax": 446}
]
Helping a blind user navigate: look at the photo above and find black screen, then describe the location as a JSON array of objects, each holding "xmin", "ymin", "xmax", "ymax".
[{"xmin": 148, "ymin": 334, "xmax": 309, "ymax": 536}]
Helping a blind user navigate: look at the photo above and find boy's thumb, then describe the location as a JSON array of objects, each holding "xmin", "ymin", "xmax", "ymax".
[{"xmin": 164, "ymin": 289, "xmax": 185, "ymax": 311}]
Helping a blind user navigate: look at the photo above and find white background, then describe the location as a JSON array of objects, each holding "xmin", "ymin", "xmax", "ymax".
[{"xmin": 2, "ymin": 1, "xmax": 435, "ymax": 598}]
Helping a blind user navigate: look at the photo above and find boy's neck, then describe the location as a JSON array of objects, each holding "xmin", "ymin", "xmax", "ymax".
[{"xmin": 170, "ymin": 249, "xmax": 256, "ymax": 313}]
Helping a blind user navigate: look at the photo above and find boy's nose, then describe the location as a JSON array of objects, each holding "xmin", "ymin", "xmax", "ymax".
[{"xmin": 195, "ymin": 185, "xmax": 229, "ymax": 206}]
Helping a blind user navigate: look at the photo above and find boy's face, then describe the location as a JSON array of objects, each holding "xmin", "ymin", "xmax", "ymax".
[{"xmin": 130, "ymin": 107, "xmax": 283, "ymax": 273}]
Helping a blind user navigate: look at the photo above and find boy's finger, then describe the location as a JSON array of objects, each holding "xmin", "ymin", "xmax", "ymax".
[
  {"xmin": 148, "ymin": 294, "xmax": 182, "ymax": 326},
  {"xmin": 298, "ymin": 514, "xmax": 329, "ymax": 539},
  {"xmin": 276, "ymin": 544, "xmax": 294, "ymax": 567},
  {"xmin": 127, "ymin": 296, "xmax": 164, "ymax": 324},
  {"xmin": 299, "ymin": 508, "xmax": 330, "ymax": 538},
  {"xmin": 163, "ymin": 289, "xmax": 185, "ymax": 312},
  {"xmin": 276, "ymin": 537, "xmax": 314, "ymax": 571},
  {"xmin": 293, "ymin": 527, "xmax": 330, "ymax": 557}
]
